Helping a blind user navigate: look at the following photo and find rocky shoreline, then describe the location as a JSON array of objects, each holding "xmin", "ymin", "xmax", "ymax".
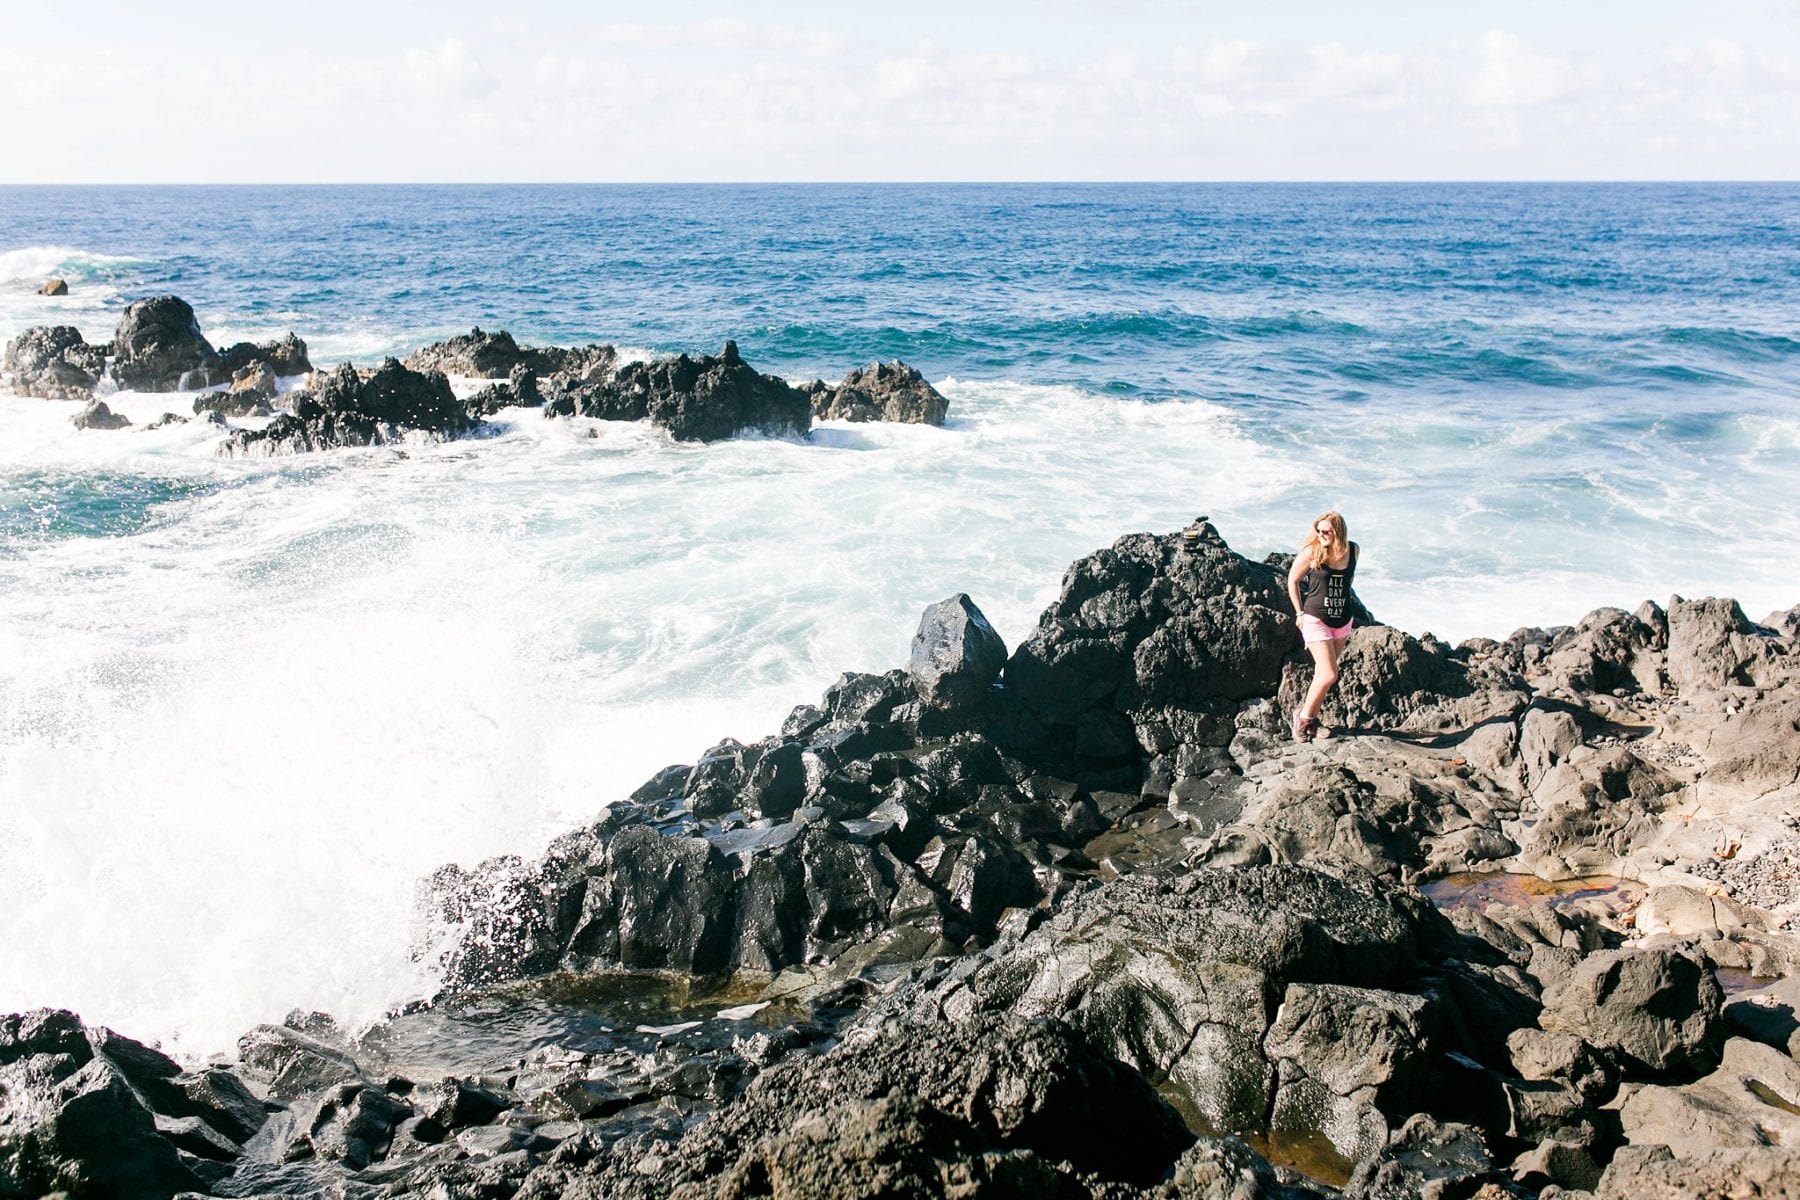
[
  {"xmin": 5, "ymin": 519, "xmax": 1800, "ymax": 1198},
  {"xmin": 1, "ymin": 296, "xmax": 952, "ymax": 450}
]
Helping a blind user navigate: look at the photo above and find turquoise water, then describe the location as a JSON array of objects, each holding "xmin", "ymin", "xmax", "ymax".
[{"xmin": 1, "ymin": 183, "xmax": 1797, "ymax": 1054}]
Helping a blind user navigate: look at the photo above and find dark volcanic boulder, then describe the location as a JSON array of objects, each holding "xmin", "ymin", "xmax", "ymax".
[
  {"xmin": 0, "ymin": 1008, "xmax": 266, "ymax": 1199},
  {"xmin": 809, "ymin": 360, "xmax": 950, "ymax": 425},
  {"xmin": 1538, "ymin": 946, "xmax": 1725, "ymax": 1076},
  {"xmin": 569, "ymin": 1017, "xmax": 1196, "ymax": 1199},
  {"xmin": 3, "ymin": 324, "xmax": 106, "ymax": 399},
  {"xmin": 1341, "ymin": 1114, "xmax": 1495, "ymax": 1200},
  {"xmin": 112, "ymin": 295, "xmax": 222, "ymax": 391},
  {"xmin": 1004, "ymin": 521, "xmax": 1293, "ymax": 745},
  {"xmin": 1539, "ymin": 603, "xmax": 1668, "ymax": 695},
  {"xmin": 1277, "ymin": 624, "xmax": 1530, "ymax": 736},
  {"xmin": 436, "ymin": 814, "xmax": 905, "ymax": 987},
  {"xmin": 465, "ymin": 364, "xmax": 543, "ymax": 416},
  {"xmin": 71, "ymin": 399, "xmax": 131, "ymax": 430},
  {"xmin": 39, "ymin": 277, "xmax": 69, "ymax": 296},
  {"xmin": 221, "ymin": 359, "xmax": 473, "ymax": 456},
  {"xmin": 910, "ymin": 593, "xmax": 1008, "ymax": 709},
  {"xmin": 873, "ymin": 866, "xmax": 1426, "ymax": 1141},
  {"xmin": 217, "ymin": 332, "xmax": 312, "ymax": 379},
  {"xmin": 568, "ymin": 342, "xmax": 812, "ymax": 441},
  {"xmin": 405, "ymin": 327, "xmax": 528, "ymax": 378},
  {"xmin": 529, "ymin": 341, "xmax": 617, "ymax": 381},
  {"xmin": 408, "ymin": 327, "xmax": 618, "ymax": 390}
]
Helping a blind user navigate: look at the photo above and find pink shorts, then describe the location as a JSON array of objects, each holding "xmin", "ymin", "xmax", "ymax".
[{"xmin": 1300, "ymin": 615, "xmax": 1353, "ymax": 644}]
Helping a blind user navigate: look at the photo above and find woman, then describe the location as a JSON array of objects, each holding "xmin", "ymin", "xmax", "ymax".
[{"xmin": 1287, "ymin": 510, "xmax": 1358, "ymax": 742}]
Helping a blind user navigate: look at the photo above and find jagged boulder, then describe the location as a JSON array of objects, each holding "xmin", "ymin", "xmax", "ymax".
[
  {"xmin": 432, "ymin": 815, "xmax": 907, "ymax": 988},
  {"xmin": 111, "ymin": 295, "xmax": 221, "ymax": 391},
  {"xmin": 563, "ymin": 342, "xmax": 811, "ymax": 441},
  {"xmin": 1342, "ymin": 1115, "xmax": 1495, "ymax": 1200},
  {"xmin": 229, "ymin": 361, "xmax": 278, "ymax": 402},
  {"xmin": 71, "ymin": 399, "xmax": 130, "ymax": 430},
  {"xmin": 39, "ymin": 277, "xmax": 68, "ymax": 296},
  {"xmin": 1185, "ymin": 748, "xmax": 1519, "ymax": 883},
  {"xmin": 1005, "ymin": 522, "xmax": 1294, "ymax": 736},
  {"xmin": 1515, "ymin": 747, "xmax": 1684, "ymax": 879},
  {"xmin": 217, "ymin": 332, "xmax": 312, "ymax": 379},
  {"xmin": 1538, "ymin": 946, "xmax": 1724, "ymax": 1076},
  {"xmin": 869, "ymin": 867, "xmax": 1426, "ymax": 1139},
  {"xmin": 1278, "ymin": 624, "xmax": 1530, "ymax": 736},
  {"xmin": 405, "ymin": 327, "xmax": 529, "ymax": 377},
  {"xmin": 809, "ymin": 360, "xmax": 950, "ymax": 425},
  {"xmin": 1263, "ymin": 982, "xmax": 1437, "ymax": 1161},
  {"xmin": 405, "ymin": 329, "xmax": 614, "ymax": 382},
  {"xmin": 1667, "ymin": 595, "xmax": 1792, "ymax": 690},
  {"xmin": 1539, "ymin": 603, "xmax": 1668, "ymax": 695},
  {"xmin": 465, "ymin": 364, "xmax": 543, "ymax": 416},
  {"xmin": 910, "ymin": 594, "xmax": 1008, "ymax": 709},
  {"xmin": 0, "ymin": 1009, "xmax": 266, "ymax": 1200},
  {"xmin": 3, "ymin": 324, "xmax": 106, "ymax": 399},
  {"xmin": 572, "ymin": 1017, "xmax": 1196, "ymax": 1200},
  {"xmin": 221, "ymin": 359, "xmax": 472, "ymax": 456}
]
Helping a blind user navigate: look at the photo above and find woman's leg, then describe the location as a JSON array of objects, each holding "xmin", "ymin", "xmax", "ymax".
[{"xmin": 1301, "ymin": 635, "xmax": 1344, "ymax": 721}]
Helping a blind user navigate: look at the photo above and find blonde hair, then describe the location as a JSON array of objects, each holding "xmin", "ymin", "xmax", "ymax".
[{"xmin": 1302, "ymin": 510, "xmax": 1348, "ymax": 567}]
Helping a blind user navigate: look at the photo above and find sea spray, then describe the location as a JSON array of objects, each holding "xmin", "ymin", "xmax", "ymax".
[{"xmin": 2, "ymin": 182, "xmax": 1799, "ymax": 1055}]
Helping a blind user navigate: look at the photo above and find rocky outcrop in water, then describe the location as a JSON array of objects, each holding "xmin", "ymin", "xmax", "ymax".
[
  {"xmin": 70, "ymin": 399, "xmax": 130, "ymax": 430},
  {"xmin": 466, "ymin": 364, "xmax": 544, "ymax": 416},
  {"xmin": 39, "ymin": 277, "xmax": 68, "ymax": 296},
  {"xmin": 546, "ymin": 341, "xmax": 813, "ymax": 441},
  {"xmin": 218, "ymin": 332, "xmax": 313, "ymax": 380},
  {"xmin": 405, "ymin": 327, "xmax": 617, "ymax": 384},
  {"xmin": 2, "ymin": 325, "xmax": 107, "ymax": 399},
  {"xmin": 8, "ymin": 518, "xmax": 1800, "ymax": 1198},
  {"xmin": 221, "ymin": 359, "xmax": 472, "ymax": 455},
  {"xmin": 111, "ymin": 295, "xmax": 223, "ymax": 391},
  {"xmin": 7, "ymin": 299, "xmax": 945, "ymax": 450},
  {"xmin": 808, "ymin": 359, "xmax": 950, "ymax": 425}
]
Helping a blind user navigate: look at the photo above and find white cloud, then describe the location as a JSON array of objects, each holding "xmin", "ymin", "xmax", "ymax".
[
  {"xmin": 2, "ymin": 14, "xmax": 1799, "ymax": 182},
  {"xmin": 402, "ymin": 38, "xmax": 496, "ymax": 100},
  {"xmin": 589, "ymin": 19, "xmax": 846, "ymax": 57},
  {"xmin": 1303, "ymin": 43, "xmax": 1408, "ymax": 109},
  {"xmin": 1466, "ymin": 30, "xmax": 1576, "ymax": 109}
]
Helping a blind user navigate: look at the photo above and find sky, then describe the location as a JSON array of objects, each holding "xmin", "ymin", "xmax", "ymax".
[{"xmin": 3, "ymin": 1, "xmax": 1798, "ymax": 182}]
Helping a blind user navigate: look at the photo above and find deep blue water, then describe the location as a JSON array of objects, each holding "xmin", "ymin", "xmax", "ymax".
[
  {"xmin": 3, "ymin": 183, "xmax": 1800, "ymax": 1052},
  {"xmin": 6, "ymin": 182, "xmax": 1799, "ymax": 405}
]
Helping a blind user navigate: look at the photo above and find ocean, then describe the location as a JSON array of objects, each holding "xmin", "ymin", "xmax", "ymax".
[{"xmin": 2, "ymin": 182, "xmax": 1797, "ymax": 1056}]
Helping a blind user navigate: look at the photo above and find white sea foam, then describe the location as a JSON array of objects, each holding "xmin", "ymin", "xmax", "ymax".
[
  {"xmin": 1, "ymin": 371, "xmax": 1797, "ymax": 1058},
  {"xmin": 0, "ymin": 245, "xmax": 145, "ymax": 286}
]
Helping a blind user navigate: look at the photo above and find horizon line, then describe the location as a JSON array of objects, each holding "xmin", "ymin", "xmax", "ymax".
[{"xmin": 3, "ymin": 178, "xmax": 1799, "ymax": 188}]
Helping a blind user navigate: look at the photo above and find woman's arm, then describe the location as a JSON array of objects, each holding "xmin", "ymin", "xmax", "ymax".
[{"xmin": 1287, "ymin": 550, "xmax": 1310, "ymax": 614}]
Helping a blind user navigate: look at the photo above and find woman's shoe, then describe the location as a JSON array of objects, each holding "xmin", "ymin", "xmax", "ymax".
[{"xmin": 1292, "ymin": 716, "xmax": 1318, "ymax": 743}]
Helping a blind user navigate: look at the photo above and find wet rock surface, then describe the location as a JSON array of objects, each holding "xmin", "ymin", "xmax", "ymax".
[
  {"xmin": 221, "ymin": 359, "xmax": 473, "ymax": 455},
  {"xmin": 217, "ymin": 332, "xmax": 312, "ymax": 380},
  {"xmin": 10, "ymin": 518, "xmax": 1800, "ymax": 1198},
  {"xmin": 70, "ymin": 398, "xmax": 130, "ymax": 430},
  {"xmin": 549, "ymin": 341, "xmax": 813, "ymax": 441},
  {"xmin": 112, "ymin": 294, "xmax": 223, "ymax": 391},
  {"xmin": 807, "ymin": 359, "xmax": 950, "ymax": 425},
  {"xmin": 0, "ymin": 1008, "xmax": 268, "ymax": 1199},
  {"xmin": 4, "ymin": 324, "xmax": 108, "ymax": 399}
]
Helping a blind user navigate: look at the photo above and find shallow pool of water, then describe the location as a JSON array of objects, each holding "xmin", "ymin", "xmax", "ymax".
[{"xmin": 1418, "ymin": 871, "xmax": 1625, "ymax": 912}]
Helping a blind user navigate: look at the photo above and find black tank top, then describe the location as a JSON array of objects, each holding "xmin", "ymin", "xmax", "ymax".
[{"xmin": 1301, "ymin": 543, "xmax": 1357, "ymax": 628}]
